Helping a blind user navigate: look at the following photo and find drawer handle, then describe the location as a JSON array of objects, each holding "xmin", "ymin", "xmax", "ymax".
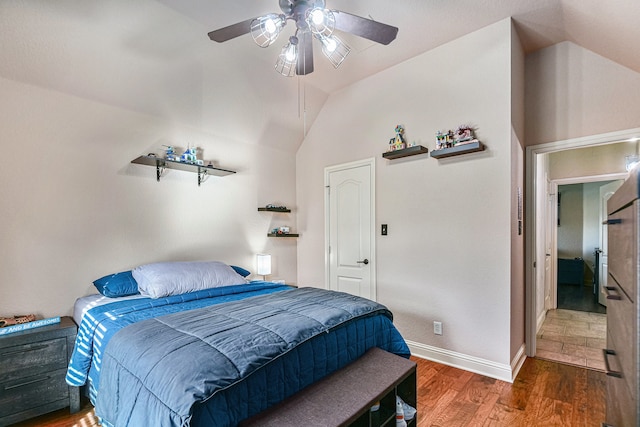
[
  {"xmin": 0, "ymin": 344, "xmax": 49, "ymax": 356},
  {"xmin": 604, "ymin": 285, "xmax": 622, "ymax": 300},
  {"xmin": 603, "ymin": 349, "xmax": 622, "ymax": 378},
  {"xmin": 3, "ymin": 375, "xmax": 51, "ymax": 391},
  {"xmin": 604, "ymin": 218, "xmax": 622, "ymax": 225}
]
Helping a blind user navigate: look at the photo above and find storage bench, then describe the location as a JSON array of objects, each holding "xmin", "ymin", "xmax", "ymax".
[{"xmin": 239, "ymin": 347, "xmax": 417, "ymax": 427}]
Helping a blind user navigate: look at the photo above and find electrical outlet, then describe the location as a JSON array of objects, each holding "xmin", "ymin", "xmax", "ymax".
[{"xmin": 433, "ymin": 321, "xmax": 443, "ymax": 335}]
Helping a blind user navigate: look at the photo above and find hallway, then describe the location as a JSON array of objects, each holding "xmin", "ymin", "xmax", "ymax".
[{"xmin": 536, "ymin": 309, "xmax": 606, "ymax": 371}]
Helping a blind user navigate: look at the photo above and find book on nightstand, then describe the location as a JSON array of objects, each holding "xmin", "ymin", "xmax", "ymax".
[{"xmin": 0, "ymin": 316, "xmax": 61, "ymax": 336}]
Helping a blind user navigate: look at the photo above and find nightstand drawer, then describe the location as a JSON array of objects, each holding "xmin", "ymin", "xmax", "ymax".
[
  {"xmin": 0, "ymin": 337, "xmax": 68, "ymax": 382},
  {"xmin": 0, "ymin": 367, "xmax": 69, "ymax": 419}
]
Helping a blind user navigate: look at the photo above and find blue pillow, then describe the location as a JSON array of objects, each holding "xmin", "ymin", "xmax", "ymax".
[
  {"xmin": 93, "ymin": 271, "xmax": 139, "ymax": 297},
  {"xmin": 230, "ymin": 265, "xmax": 251, "ymax": 277}
]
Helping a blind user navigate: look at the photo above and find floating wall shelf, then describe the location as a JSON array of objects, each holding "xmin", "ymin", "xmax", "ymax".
[
  {"xmin": 430, "ymin": 141, "xmax": 485, "ymax": 159},
  {"xmin": 267, "ymin": 233, "xmax": 299, "ymax": 238},
  {"xmin": 382, "ymin": 145, "xmax": 429, "ymax": 160},
  {"xmin": 131, "ymin": 155, "xmax": 236, "ymax": 186},
  {"xmin": 258, "ymin": 207, "xmax": 291, "ymax": 213}
]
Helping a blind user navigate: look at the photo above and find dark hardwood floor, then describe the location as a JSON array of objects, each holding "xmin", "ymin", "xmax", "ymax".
[{"xmin": 12, "ymin": 357, "xmax": 605, "ymax": 427}]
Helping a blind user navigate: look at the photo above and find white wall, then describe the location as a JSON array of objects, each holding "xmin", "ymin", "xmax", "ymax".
[
  {"xmin": 548, "ymin": 141, "xmax": 638, "ymax": 180},
  {"xmin": 0, "ymin": 76, "xmax": 298, "ymax": 318},
  {"xmin": 557, "ymin": 184, "xmax": 583, "ymax": 258},
  {"xmin": 525, "ymin": 41, "xmax": 640, "ymax": 146},
  {"xmin": 297, "ymin": 19, "xmax": 519, "ymax": 378}
]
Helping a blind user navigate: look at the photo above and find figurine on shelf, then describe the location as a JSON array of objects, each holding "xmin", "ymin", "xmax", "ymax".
[
  {"xmin": 454, "ymin": 125, "xmax": 477, "ymax": 145},
  {"xmin": 435, "ymin": 131, "xmax": 445, "ymax": 150},
  {"xmin": 266, "ymin": 204, "xmax": 288, "ymax": 211},
  {"xmin": 394, "ymin": 125, "xmax": 406, "ymax": 150},
  {"xmin": 388, "ymin": 125, "xmax": 408, "ymax": 152},
  {"xmin": 446, "ymin": 130, "xmax": 454, "ymax": 147},
  {"xmin": 180, "ymin": 146, "xmax": 198, "ymax": 164},
  {"xmin": 435, "ymin": 130, "xmax": 454, "ymax": 150},
  {"xmin": 434, "ymin": 124, "xmax": 482, "ymax": 152},
  {"xmin": 164, "ymin": 145, "xmax": 177, "ymax": 161}
]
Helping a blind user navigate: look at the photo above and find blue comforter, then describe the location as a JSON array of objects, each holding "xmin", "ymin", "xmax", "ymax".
[
  {"xmin": 93, "ymin": 287, "xmax": 409, "ymax": 427},
  {"xmin": 66, "ymin": 282, "xmax": 292, "ymax": 403}
]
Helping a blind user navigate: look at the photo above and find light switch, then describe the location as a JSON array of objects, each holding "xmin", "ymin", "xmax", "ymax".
[{"xmin": 381, "ymin": 224, "xmax": 388, "ymax": 235}]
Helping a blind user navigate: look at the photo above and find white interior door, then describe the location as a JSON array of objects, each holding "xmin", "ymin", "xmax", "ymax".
[
  {"xmin": 326, "ymin": 160, "xmax": 375, "ymax": 300},
  {"xmin": 598, "ymin": 180, "xmax": 623, "ymax": 306}
]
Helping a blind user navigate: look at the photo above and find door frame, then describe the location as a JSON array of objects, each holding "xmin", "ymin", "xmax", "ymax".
[
  {"xmin": 525, "ymin": 128, "xmax": 640, "ymax": 357},
  {"xmin": 324, "ymin": 158, "xmax": 376, "ymax": 297}
]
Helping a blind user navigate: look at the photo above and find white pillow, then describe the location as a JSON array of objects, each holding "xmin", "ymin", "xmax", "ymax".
[{"xmin": 132, "ymin": 261, "xmax": 248, "ymax": 298}]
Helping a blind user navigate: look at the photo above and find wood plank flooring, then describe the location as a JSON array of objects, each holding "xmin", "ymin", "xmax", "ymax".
[{"xmin": 11, "ymin": 357, "xmax": 605, "ymax": 427}]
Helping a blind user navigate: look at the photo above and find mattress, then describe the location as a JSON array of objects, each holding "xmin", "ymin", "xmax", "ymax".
[{"xmin": 72, "ymin": 293, "xmax": 147, "ymax": 325}]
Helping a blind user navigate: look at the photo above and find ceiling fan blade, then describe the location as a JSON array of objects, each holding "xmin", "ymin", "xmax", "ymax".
[
  {"xmin": 296, "ymin": 31, "xmax": 314, "ymax": 75},
  {"xmin": 333, "ymin": 11, "xmax": 398, "ymax": 45},
  {"xmin": 208, "ymin": 17, "xmax": 257, "ymax": 43}
]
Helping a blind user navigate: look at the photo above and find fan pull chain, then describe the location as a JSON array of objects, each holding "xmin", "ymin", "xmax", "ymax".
[{"xmin": 297, "ymin": 76, "xmax": 308, "ymax": 137}]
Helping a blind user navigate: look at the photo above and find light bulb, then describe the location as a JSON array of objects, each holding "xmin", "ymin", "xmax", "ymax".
[
  {"xmin": 323, "ymin": 37, "xmax": 337, "ymax": 52},
  {"xmin": 250, "ymin": 14, "xmax": 285, "ymax": 47},
  {"xmin": 285, "ymin": 44, "xmax": 297, "ymax": 61},
  {"xmin": 306, "ymin": 8, "xmax": 335, "ymax": 37},
  {"xmin": 264, "ymin": 18, "xmax": 277, "ymax": 34},
  {"xmin": 319, "ymin": 34, "xmax": 350, "ymax": 68},
  {"xmin": 310, "ymin": 9, "xmax": 325, "ymax": 26}
]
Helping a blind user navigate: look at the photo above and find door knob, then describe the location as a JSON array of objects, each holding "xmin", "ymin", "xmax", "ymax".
[{"xmin": 357, "ymin": 259, "xmax": 369, "ymax": 265}]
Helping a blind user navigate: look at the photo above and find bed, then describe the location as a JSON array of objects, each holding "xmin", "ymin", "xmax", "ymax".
[{"xmin": 66, "ymin": 261, "xmax": 410, "ymax": 427}]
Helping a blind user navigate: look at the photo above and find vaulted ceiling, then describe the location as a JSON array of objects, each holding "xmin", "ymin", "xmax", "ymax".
[{"xmin": 1, "ymin": 0, "xmax": 638, "ymax": 152}]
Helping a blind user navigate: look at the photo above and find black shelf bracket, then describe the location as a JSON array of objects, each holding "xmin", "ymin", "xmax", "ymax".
[
  {"xmin": 156, "ymin": 163, "xmax": 165, "ymax": 182},
  {"xmin": 197, "ymin": 168, "xmax": 208, "ymax": 186}
]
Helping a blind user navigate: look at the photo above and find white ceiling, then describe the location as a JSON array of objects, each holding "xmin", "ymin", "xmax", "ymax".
[{"xmin": 1, "ymin": 0, "xmax": 639, "ymax": 152}]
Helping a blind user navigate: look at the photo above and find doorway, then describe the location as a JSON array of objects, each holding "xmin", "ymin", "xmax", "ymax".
[
  {"xmin": 555, "ymin": 180, "xmax": 622, "ymax": 315},
  {"xmin": 525, "ymin": 128, "xmax": 639, "ymax": 360}
]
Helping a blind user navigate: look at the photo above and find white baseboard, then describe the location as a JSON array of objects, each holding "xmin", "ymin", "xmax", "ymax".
[
  {"xmin": 406, "ymin": 340, "xmax": 526, "ymax": 383},
  {"xmin": 536, "ymin": 309, "xmax": 547, "ymax": 334},
  {"xmin": 510, "ymin": 344, "xmax": 527, "ymax": 382}
]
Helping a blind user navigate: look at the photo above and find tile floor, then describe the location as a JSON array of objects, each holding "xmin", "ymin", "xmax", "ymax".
[{"xmin": 536, "ymin": 308, "xmax": 606, "ymax": 371}]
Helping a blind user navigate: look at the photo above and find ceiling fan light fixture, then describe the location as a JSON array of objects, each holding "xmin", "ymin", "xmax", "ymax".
[
  {"xmin": 275, "ymin": 36, "xmax": 299, "ymax": 77},
  {"xmin": 319, "ymin": 34, "xmax": 350, "ymax": 68},
  {"xmin": 251, "ymin": 14, "xmax": 286, "ymax": 47},
  {"xmin": 306, "ymin": 7, "xmax": 335, "ymax": 37},
  {"xmin": 209, "ymin": 1, "xmax": 399, "ymax": 76}
]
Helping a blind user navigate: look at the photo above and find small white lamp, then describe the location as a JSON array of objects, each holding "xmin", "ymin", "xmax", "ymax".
[{"xmin": 256, "ymin": 254, "xmax": 272, "ymax": 281}]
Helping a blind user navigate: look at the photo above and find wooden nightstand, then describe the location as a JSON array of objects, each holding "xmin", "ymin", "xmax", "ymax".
[{"xmin": 0, "ymin": 316, "xmax": 80, "ymax": 426}]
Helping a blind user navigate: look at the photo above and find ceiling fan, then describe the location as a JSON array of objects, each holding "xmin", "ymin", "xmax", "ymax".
[{"xmin": 207, "ymin": 0, "xmax": 398, "ymax": 77}]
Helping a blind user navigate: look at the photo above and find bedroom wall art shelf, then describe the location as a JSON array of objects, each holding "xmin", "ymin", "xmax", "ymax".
[
  {"xmin": 258, "ymin": 207, "xmax": 291, "ymax": 213},
  {"xmin": 382, "ymin": 145, "xmax": 429, "ymax": 160},
  {"xmin": 131, "ymin": 155, "xmax": 236, "ymax": 186},
  {"xmin": 267, "ymin": 233, "xmax": 299, "ymax": 237},
  {"xmin": 430, "ymin": 140, "xmax": 485, "ymax": 159}
]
